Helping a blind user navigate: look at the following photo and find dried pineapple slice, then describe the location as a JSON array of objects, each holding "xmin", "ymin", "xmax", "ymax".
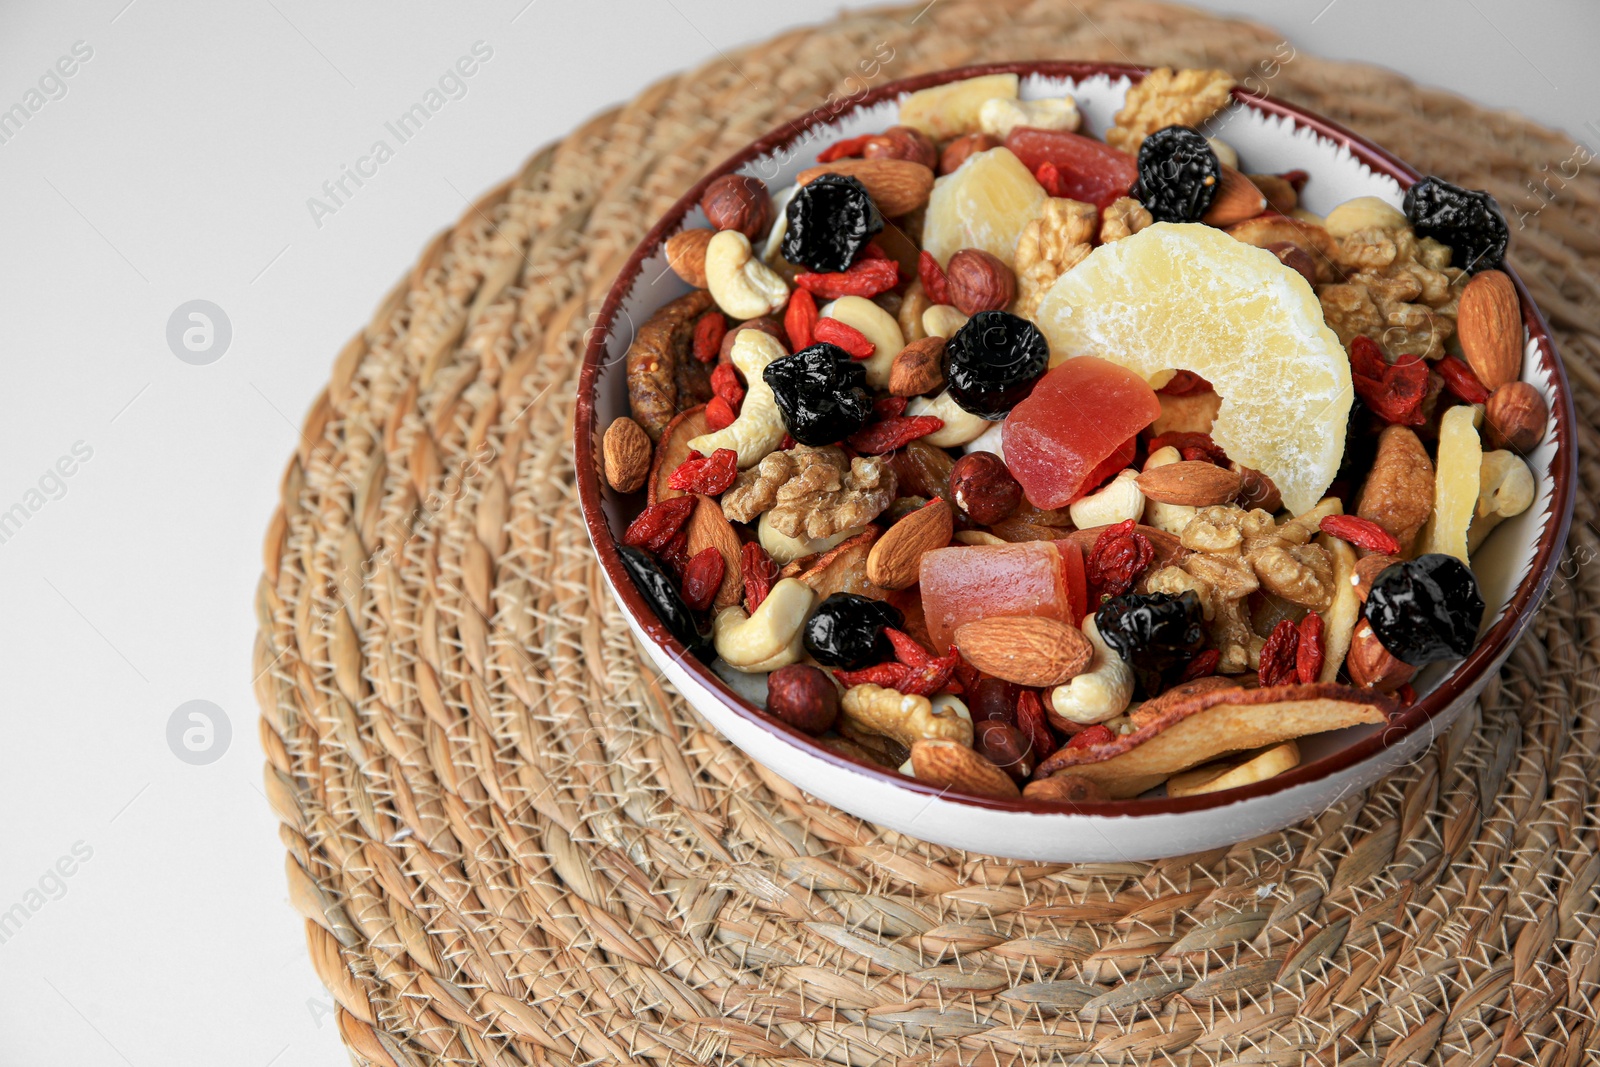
[
  {"xmin": 921, "ymin": 147, "xmax": 1048, "ymax": 268},
  {"xmin": 1166, "ymin": 741, "xmax": 1301, "ymax": 797},
  {"xmin": 1467, "ymin": 449, "xmax": 1534, "ymax": 553},
  {"xmin": 1420, "ymin": 404, "xmax": 1483, "ymax": 563},
  {"xmin": 897, "ymin": 73, "xmax": 1019, "ymax": 140}
]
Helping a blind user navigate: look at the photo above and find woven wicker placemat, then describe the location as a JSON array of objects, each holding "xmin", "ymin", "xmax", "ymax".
[{"xmin": 253, "ymin": 3, "xmax": 1600, "ymax": 1064}]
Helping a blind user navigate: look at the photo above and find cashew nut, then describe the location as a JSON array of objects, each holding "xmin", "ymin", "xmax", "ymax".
[
  {"xmin": 979, "ymin": 96, "xmax": 1080, "ymax": 139},
  {"xmin": 820, "ymin": 295, "xmax": 902, "ymax": 389},
  {"xmin": 712, "ymin": 578, "xmax": 815, "ymax": 673},
  {"xmin": 1467, "ymin": 449, "xmax": 1534, "ymax": 553},
  {"xmin": 922, "ymin": 304, "xmax": 969, "ymax": 339},
  {"xmin": 760, "ymin": 184, "xmax": 798, "ymax": 265},
  {"xmin": 687, "ymin": 329, "xmax": 787, "ymax": 467},
  {"xmin": 964, "ymin": 420, "xmax": 1005, "ymax": 457},
  {"xmin": 1048, "ymin": 616, "xmax": 1134, "ymax": 725},
  {"xmin": 1069, "ymin": 469, "xmax": 1144, "ymax": 529},
  {"xmin": 841, "ymin": 683, "xmax": 974, "ymax": 747},
  {"xmin": 1206, "ymin": 136, "xmax": 1238, "ymax": 170},
  {"xmin": 1140, "ymin": 446, "xmax": 1197, "ymax": 535},
  {"xmin": 1323, "ymin": 196, "xmax": 1408, "ymax": 239},
  {"xmin": 705, "ymin": 229, "xmax": 789, "ymax": 319},
  {"xmin": 907, "ymin": 389, "xmax": 991, "ymax": 447},
  {"xmin": 759, "ymin": 513, "xmax": 863, "ymax": 566}
]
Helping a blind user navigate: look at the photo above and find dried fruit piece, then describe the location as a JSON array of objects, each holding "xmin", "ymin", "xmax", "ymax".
[
  {"xmin": 1257, "ymin": 618, "xmax": 1299, "ymax": 687},
  {"xmin": 945, "ymin": 310, "xmax": 1049, "ymax": 417},
  {"xmin": 813, "ymin": 317, "xmax": 875, "ymax": 359},
  {"xmin": 805, "ymin": 592, "xmax": 903, "ymax": 669},
  {"xmin": 845, "ymin": 415, "xmax": 943, "ymax": 455},
  {"xmin": 921, "ymin": 147, "xmax": 1048, "ymax": 268},
  {"xmin": 1086, "ymin": 519, "xmax": 1157, "ymax": 598},
  {"xmin": 897, "ymin": 73, "xmax": 1020, "ymax": 140},
  {"xmin": 1364, "ymin": 553, "xmax": 1485, "ymax": 665},
  {"xmin": 782, "ymin": 174, "xmax": 884, "ymax": 273},
  {"xmin": 1420, "ymin": 403, "xmax": 1483, "ymax": 562},
  {"xmin": 680, "ymin": 546, "xmax": 727, "ymax": 612},
  {"xmin": 920, "ymin": 541, "xmax": 1077, "ymax": 652},
  {"xmin": 917, "ymin": 250, "xmax": 951, "ymax": 305},
  {"xmin": 1318, "ymin": 514, "xmax": 1402, "ymax": 556},
  {"xmin": 622, "ymin": 495, "xmax": 697, "ymax": 554},
  {"xmin": 741, "ymin": 541, "xmax": 778, "ymax": 612},
  {"xmin": 1015, "ymin": 689, "xmax": 1056, "ymax": 760},
  {"xmin": 1348, "ymin": 335, "xmax": 1427, "ymax": 426},
  {"xmin": 1004, "ymin": 126, "xmax": 1136, "ymax": 210},
  {"xmin": 1166, "ymin": 740, "xmax": 1300, "ymax": 797},
  {"xmin": 793, "ymin": 258, "xmax": 900, "ymax": 299},
  {"xmin": 1403, "ymin": 175, "xmax": 1509, "ymax": 273},
  {"xmin": 666, "ymin": 448, "xmax": 740, "ymax": 494},
  {"xmin": 1134, "ymin": 126, "xmax": 1220, "ymax": 223},
  {"xmin": 1435, "ymin": 356, "xmax": 1491, "ymax": 404},
  {"xmin": 1095, "ymin": 590, "xmax": 1205, "ymax": 694},
  {"xmin": 619, "ymin": 545, "xmax": 708, "ymax": 654},
  {"xmin": 1295, "ymin": 612, "xmax": 1324, "ymax": 684},
  {"xmin": 704, "ymin": 396, "xmax": 736, "ymax": 432},
  {"xmin": 1177, "ymin": 648, "xmax": 1220, "ymax": 683},
  {"xmin": 764, "ymin": 344, "xmax": 873, "ymax": 446},
  {"xmin": 784, "ymin": 288, "xmax": 818, "ymax": 350}
]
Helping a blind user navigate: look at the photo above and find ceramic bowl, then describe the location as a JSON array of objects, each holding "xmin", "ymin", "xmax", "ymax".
[{"xmin": 575, "ymin": 62, "xmax": 1576, "ymax": 862}]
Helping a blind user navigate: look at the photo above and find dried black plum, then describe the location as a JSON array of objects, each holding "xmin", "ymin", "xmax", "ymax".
[
  {"xmin": 619, "ymin": 545, "xmax": 709, "ymax": 655},
  {"xmin": 1403, "ymin": 176, "xmax": 1508, "ymax": 273},
  {"xmin": 804, "ymin": 593, "xmax": 903, "ymax": 669},
  {"xmin": 1133, "ymin": 126, "xmax": 1220, "ymax": 224},
  {"xmin": 764, "ymin": 343, "xmax": 873, "ymax": 445},
  {"xmin": 944, "ymin": 310, "xmax": 1049, "ymax": 418},
  {"xmin": 1363, "ymin": 554, "xmax": 1485, "ymax": 666},
  {"xmin": 1096, "ymin": 591, "xmax": 1207, "ymax": 695},
  {"xmin": 781, "ymin": 174, "xmax": 884, "ymax": 272}
]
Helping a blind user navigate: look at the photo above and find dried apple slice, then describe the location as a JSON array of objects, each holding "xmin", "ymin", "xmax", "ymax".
[
  {"xmin": 1420, "ymin": 403, "xmax": 1483, "ymax": 562},
  {"xmin": 794, "ymin": 528, "xmax": 891, "ymax": 601},
  {"xmin": 1166, "ymin": 741, "xmax": 1300, "ymax": 797}
]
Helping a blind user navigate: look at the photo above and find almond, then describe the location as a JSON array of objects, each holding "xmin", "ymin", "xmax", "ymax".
[
  {"xmin": 664, "ymin": 229, "xmax": 712, "ymax": 289},
  {"xmin": 1483, "ymin": 380, "xmax": 1547, "ymax": 452},
  {"xmin": 602, "ymin": 416, "xmax": 651, "ymax": 493},
  {"xmin": 1135, "ymin": 461, "xmax": 1242, "ymax": 506},
  {"xmin": 1456, "ymin": 269, "xmax": 1522, "ymax": 389},
  {"xmin": 866, "ymin": 497, "xmax": 952, "ymax": 590},
  {"xmin": 888, "ymin": 336, "xmax": 946, "ymax": 396},
  {"xmin": 685, "ymin": 495, "xmax": 744, "ymax": 609},
  {"xmin": 1201, "ymin": 166, "xmax": 1268, "ymax": 227},
  {"xmin": 953, "ymin": 615, "xmax": 1092, "ymax": 687},
  {"xmin": 909, "ymin": 739, "xmax": 1020, "ymax": 799},
  {"xmin": 796, "ymin": 158, "xmax": 935, "ymax": 218}
]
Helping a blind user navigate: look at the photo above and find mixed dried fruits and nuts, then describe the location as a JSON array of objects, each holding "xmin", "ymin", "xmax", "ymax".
[{"xmin": 604, "ymin": 68, "xmax": 1547, "ymax": 802}]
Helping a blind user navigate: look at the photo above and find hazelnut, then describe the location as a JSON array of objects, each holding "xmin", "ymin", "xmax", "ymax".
[
  {"xmin": 1484, "ymin": 381, "xmax": 1548, "ymax": 453},
  {"xmin": 1344, "ymin": 621, "xmax": 1416, "ymax": 692},
  {"xmin": 888, "ymin": 336, "xmax": 946, "ymax": 396},
  {"xmin": 1265, "ymin": 241, "xmax": 1317, "ymax": 287},
  {"xmin": 1232, "ymin": 463, "xmax": 1282, "ymax": 513},
  {"xmin": 1351, "ymin": 554, "xmax": 1399, "ymax": 602},
  {"xmin": 700, "ymin": 174, "xmax": 772, "ymax": 240},
  {"xmin": 664, "ymin": 229, "xmax": 713, "ymax": 289},
  {"xmin": 765, "ymin": 664, "xmax": 838, "ymax": 735},
  {"xmin": 949, "ymin": 451, "xmax": 1022, "ymax": 525},
  {"xmin": 863, "ymin": 125, "xmax": 938, "ymax": 170},
  {"xmin": 944, "ymin": 249, "xmax": 1016, "ymax": 316},
  {"xmin": 1023, "ymin": 772, "xmax": 1109, "ymax": 804},
  {"xmin": 977, "ymin": 721, "xmax": 1034, "ymax": 781},
  {"xmin": 719, "ymin": 316, "xmax": 786, "ymax": 363},
  {"xmin": 939, "ymin": 133, "xmax": 998, "ymax": 175}
]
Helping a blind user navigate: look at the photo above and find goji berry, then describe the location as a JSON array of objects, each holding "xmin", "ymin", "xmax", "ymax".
[
  {"xmin": 680, "ymin": 547, "xmax": 726, "ymax": 612},
  {"xmin": 710, "ymin": 362, "xmax": 745, "ymax": 407},
  {"xmin": 832, "ymin": 662, "xmax": 913, "ymax": 690},
  {"xmin": 1147, "ymin": 431, "xmax": 1227, "ymax": 465},
  {"xmin": 813, "ymin": 317, "xmax": 875, "ymax": 359},
  {"xmin": 1435, "ymin": 356, "xmax": 1491, "ymax": 404},
  {"xmin": 1066, "ymin": 723, "xmax": 1115, "ymax": 750},
  {"xmin": 1086, "ymin": 519, "xmax": 1155, "ymax": 597},
  {"xmin": 1158, "ymin": 370, "xmax": 1212, "ymax": 396},
  {"xmin": 917, "ymin": 250, "xmax": 951, "ymax": 305},
  {"xmin": 667, "ymin": 448, "xmax": 739, "ymax": 494},
  {"xmin": 704, "ymin": 395, "xmax": 737, "ymax": 431},
  {"xmin": 1258, "ymin": 618, "xmax": 1299, "ymax": 687},
  {"xmin": 740, "ymin": 542, "xmax": 777, "ymax": 613},
  {"xmin": 692, "ymin": 312, "xmax": 726, "ymax": 364},
  {"xmin": 1015, "ymin": 690, "xmax": 1056, "ymax": 760},
  {"xmin": 778, "ymin": 433, "xmax": 797, "ymax": 451},
  {"xmin": 784, "ymin": 288, "xmax": 819, "ymax": 350},
  {"xmin": 873, "ymin": 395, "xmax": 908, "ymax": 420},
  {"xmin": 846, "ymin": 415, "xmax": 944, "ymax": 454},
  {"xmin": 1296, "ymin": 611, "xmax": 1324, "ymax": 685},
  {"xmin": 658, "ymin": 527, "xmax": 691, "ymax": 576},
  {"xmin": 794, "ymin": 258, "xmax": 900, "ymax": 299},
  {"xmin": 817, "ymin": 133, "xmax": 873, "ymax": 163},
  {"xmin": 897, "ymin": 652, "xmax": 960, "ymax": 696},
  {"xmin": 1319, "ymin": 514, "xmax": 1402, "ymax": 556},
  {"xmin": 885, "ymin": 628, "xmax": 935, "ymax": 668},
  {"xmin": 1350, "ymin": 335, "xmax": 1428, "ymax": 426},
  {"xmin": 1177, "ymin": 648, "xmax": 1220, "ymax": 683},
  {"xmin": 621, "ymin": 495, "xmax": 696, "ymax": 554},
  {"xmin": 1034, "ymin": 161, "xmax": 1068, "ymax": 199},
  {"xmin": 858, "ymin": 242, "xmax": 891, "ymax": 261}
]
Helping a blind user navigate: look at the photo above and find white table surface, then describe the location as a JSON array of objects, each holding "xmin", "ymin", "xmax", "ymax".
[{"xmin": 0, "ymin": 2, "xmax": 1591, "ymax": 1063}]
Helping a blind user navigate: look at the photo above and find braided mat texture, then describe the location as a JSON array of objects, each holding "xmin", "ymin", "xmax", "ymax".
[{"xmin": 253, "ymin": 3, "xmax": 1600, "ymax": 1064}]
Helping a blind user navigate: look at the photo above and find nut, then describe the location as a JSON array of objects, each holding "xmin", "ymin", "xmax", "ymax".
[
  {"xmin": 944, "ymin": 248, "xmax": 1016, "ymax": 315},
  {"xmin": 1231, "ymin": 463, "xmax": 1282, "ymax": 513},
  {"xmin": 665, "ymin": 229, "xmax": 713, "ymax": 288},
  {"xmin": 1248, "ymin": 173, "xmax": 1298, "ymax": 215},
  {"xmin": 897, "ymin": 279, "xmax": 932, "ymax": 342},
  {"xmin": 909, "ymin": 739, "xmax": 1020, "ymax": 799},
  {"xmin": 712, "ymin": 578, "xmax": 816, "ymax": 672},
  {"xmin": 1068, "ymin": 469, "xmax": 1145, "ymax": 530},
  {"xmin": 1351, "ymin": 553, "xmax": 1399, "ymax": 602},
  {"xmin": 685, "ymin": 494, "xmax": 744, "ymax": 609},
  {"xmin": 862, "ymin": 125, "xmax": 938, "ymax": 169},
  {"xmin": 1023, "ymin": 772, "xmax": 1109, "ymax": 803},
  {"xmin": 819, "ymin": 295, "xmax": 902, "ymax": 390},
  {"xmin": 765, "ymin": 664, "xmax": 839, "ymax": 734},
  {"xmin": 795, "ymin": 158, "xmax": 935, "ymax": 217},
  {"xmin": 1136, "ymin": 461, "xmax": 1242, "ymax": 506},
  {"xmin": 1456, "ymin": 269, "xmax": 1522, "ymax": 389},
  {"xmin": 1323, "ymin": 196, "xmax": 1408, "ymax": 238},
  {"xmin": 1468, "ymin": 449, "xmax": 1535, "ymax": 552},
  {"xmin": 976, "ymin": 721, "xmax": 1035, "ymax": 781},
  {"xmin": 700, "ymin": 174, "xmax": 772, "ymax": 240},
  {"xmin": 866, "ymin": 498, "xmax": 953, "ymax": 590},
  {"xmin": 889, "ymin": 335, "xmax": 946, "ymax": 396},
  {"xmin": 940, "ymin": 133, "xmax": 999, "ymax": 175},
  {"xmin": 1046, "ymin": 616, "xmax": 1134, "ymax": 725},
  {"xmin": 954, "ymin": 615, "xmax": 1093, "ymax": 687},
  {"xmin": 922, "ymin": 304, "xmax": 969, "ymax": 339},
  {"xmin": 949, "ymin": 451, "xmax": 1022, "ymax": 524},
  {"xmin": 1355, "ymin": 425, "xmax": 1435, "ymax": 556},
  {"xmin": 1345, "ymin": 620, "xmax": 1416, "ymax": 692},
  {"xmin": 602, "ymin": 416, "xmax": 652, "ymax": 493},
  {"xmin": 1201, "ymin": 166, "xmax": 1268, "ymax": 228},
  {"xmin": 704, "ymin": 229, "xmax": 789, "ymax": 320},
  {"xmin": 1226, "ymin": 215, "xmax": 1339, "ymax": 282},
  {"xmin": 686, "ymin": 328, "xmax": 787, "ymax": 467},
  {"xmin": 843, "ymin": 684, "xmax": 973, "ymax": 747},
  {"xmin": 1266, "ymin": 241, "xmax": 1317, "ymax": 287},
  {"xmin": 718, "ymin": 316, "xmax": 784, "ymax": 364},
  {"xmin": 906, "ymin": 388, "xmax": 990, "ymax": 447},
  {"xmin": 1484, "ymin": 381, "xmax": 1548, "ymax": 452}
]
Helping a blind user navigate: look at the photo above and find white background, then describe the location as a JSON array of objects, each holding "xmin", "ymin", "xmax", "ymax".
[{"xmin": 0, "ymin": 2, "xmax": 1592, "ymax": 1064}]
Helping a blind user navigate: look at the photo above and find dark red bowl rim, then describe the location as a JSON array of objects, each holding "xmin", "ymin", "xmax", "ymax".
[{"xmin": 574, "ymin": 61, "xmax": 1577, "ymax": 818}]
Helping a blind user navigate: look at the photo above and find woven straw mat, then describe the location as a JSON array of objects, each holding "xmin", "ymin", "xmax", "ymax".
[{"xmin": 252, "ymin": 3, "xmax": 1600, "ymax": 1065}]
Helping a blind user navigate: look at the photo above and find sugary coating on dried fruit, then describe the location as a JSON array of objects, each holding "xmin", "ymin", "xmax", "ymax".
[
  {"xmin": 781, "ymin": 174, "xmax": 884, "ymax": 273},
  {"xmin": 1134, "ymin": 126, "xmax": 1220, "ymax": 224},
  {"xmin": 1095, "ymin": 591, "xmax": 1206, "ymax": 695},
  {"xmin": 619, "ymin": 546, "xmax": 707, "ymax": 654},
  {"xmin": 1107, "ymin": 67, "xmax": 1236, "ymax": 154},
  {"xmin": 1013, "ymin": 197, "xmax": 1097, "ymax": 319},
  {"xmin": 943, "ymin": 310, "xmax": 1049, "ymax": 418},
  {"xmin": 720, "ymin": 444, "xmax": 895, "ymax": 540},
  {"xmin": 805, "ymin": 592, "xmax": 903, "ymax": 669},
  {"xmin": 1099, "ymin": 197, "xmax": 1153, "ymax": 244},
  {"xmin": 1364, "ymin": 553, "xmax": 1485, "ymax": 665},
  {"xmin": 763, "ymin": 343, "xmax": 873, "ymax": 446},
  {"xmin": 1404, "ymin": 176, "xmax": 1509, "ymax": 274}
]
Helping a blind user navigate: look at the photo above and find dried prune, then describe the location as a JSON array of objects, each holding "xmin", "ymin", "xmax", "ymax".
[
  {"xmin": 1363, "ymin": 554, "xmax": 1485, "ymax": 666},
  {"xmin": 1134, "ymin": 126, "xmax": 1220, "ymax": 223},
  {"xmin": 782, "ymin": 174, "xmax": 884, "ymax": 273},
  {"xmin": 943, "ymin": 310, "xmax": 1049, "ymax": 418},
  {"xmin": 619, "ymin": 545, "xmax": 709, "ymax": 655},
  {"xmin": 804, "ymin": 593, "xmax": 903, "ymax": 669},
  {"xmin": 763, "ymin": 343, "xmax": 873, "ymax": 445},
  {"xmin": 1403, "ymin": 176, "xmax": 1508, "ymax": 273},
  {"xmin": 1096, "ymin": 591, "xmax": 1206, "ymax": 695}
]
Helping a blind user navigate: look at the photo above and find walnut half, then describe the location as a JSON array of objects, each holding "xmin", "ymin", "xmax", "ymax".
[{"xmin": 720, "ymin": 445, "xmax": 895, "ymax": 541}]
